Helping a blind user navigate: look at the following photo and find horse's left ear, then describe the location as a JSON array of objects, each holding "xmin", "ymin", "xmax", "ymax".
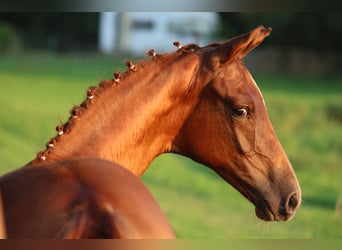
[{"xmin": 208, "ymin": 25, "xmax": 272, "ymax": 68}]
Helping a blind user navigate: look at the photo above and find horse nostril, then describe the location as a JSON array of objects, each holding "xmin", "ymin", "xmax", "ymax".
[
  {"xmin": 279, "ymin": 193, "xmax": 299, "ymax": 217},
  {"xmin": 288, "ymin": 193, "xmax": 299, "ymax": 210}
]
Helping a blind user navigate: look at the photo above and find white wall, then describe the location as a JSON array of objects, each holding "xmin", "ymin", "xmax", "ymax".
[
  {"xmin": 98, "ymin": 12, "xmax": 117, "ymax": 54},
  {"xmin": 99, "ymin": 12, "xmax": 219, "ymax": 55}
]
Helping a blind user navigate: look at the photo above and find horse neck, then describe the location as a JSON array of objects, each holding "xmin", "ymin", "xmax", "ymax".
[{"xmin": 32, "ymin": 53, "xmax": 201, "ymax": 176}]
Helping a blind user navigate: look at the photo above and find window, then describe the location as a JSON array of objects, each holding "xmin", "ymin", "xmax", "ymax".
[{"xmin": 131, "ymin": 20, "xmax": 154, "ymax": 30}]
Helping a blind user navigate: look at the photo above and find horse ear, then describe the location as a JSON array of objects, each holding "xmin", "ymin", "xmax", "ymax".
[{"xmin": 208, "ymin": 25, "xmax": 272, "ymax": 68}]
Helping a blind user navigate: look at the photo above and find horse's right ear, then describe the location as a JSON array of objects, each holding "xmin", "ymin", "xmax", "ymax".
[{"xmin": 208, "ymin": 25, "xmax": 272, "ymax": 69}]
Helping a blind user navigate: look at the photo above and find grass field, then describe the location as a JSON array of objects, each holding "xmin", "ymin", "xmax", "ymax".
[{"xmin": 0, "ymin": 52, "xmax": 341, "ymax": 238}]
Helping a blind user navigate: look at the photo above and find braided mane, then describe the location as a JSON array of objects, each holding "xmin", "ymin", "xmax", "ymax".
[{"xmin": 34, "ymin": 42, "xmax": 202, "ymax": 163}]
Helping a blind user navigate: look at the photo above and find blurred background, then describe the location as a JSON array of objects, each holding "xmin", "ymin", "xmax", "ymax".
[
  {"xmin": 1, "ymin": 13, "xmax": 341, "ymax": 74},
  {"xmin": 0, "ymin": 12, "xmax": 341, "ymax": 238}
]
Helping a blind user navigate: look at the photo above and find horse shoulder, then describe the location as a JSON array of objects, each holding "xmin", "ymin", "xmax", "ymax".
[
  {"xmin": 66, "ymin": 158, "xmax": 175, "ymax": 238},
  {"xmin": 0, "ymin": 163, "xmax": 96, "ymax": 238},
  {"xmin": 0, "ymin": 158, "xmax": 175, "ymax": 238}
]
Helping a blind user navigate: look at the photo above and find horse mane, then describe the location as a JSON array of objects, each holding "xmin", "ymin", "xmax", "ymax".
[{"xmin": 34, "ymin": 41, "xmax": 203, "ymax": 163}]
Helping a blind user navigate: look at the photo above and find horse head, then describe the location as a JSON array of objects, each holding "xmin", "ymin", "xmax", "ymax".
[{"xmin": 173, "ymin": 26, "xmax": 301, "ymax": 222}]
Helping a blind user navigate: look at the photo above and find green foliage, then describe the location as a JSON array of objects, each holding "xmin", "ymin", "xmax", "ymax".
[
  {"xmin": 0, "ymin": 22, "xmax": 19, "ymax": 53},
  {"xmin": 0, "ymin": 54, "xmax": 341, "ymax": 238}
]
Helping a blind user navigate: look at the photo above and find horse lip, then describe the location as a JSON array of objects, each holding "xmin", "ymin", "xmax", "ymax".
[{"xmin": 255, "ymin": 200, "xmax": 276, "ymax": 221}]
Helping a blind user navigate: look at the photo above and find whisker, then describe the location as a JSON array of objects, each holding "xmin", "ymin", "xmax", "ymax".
[{"xmin": 254, "ymin": 220, "xmax": 271, "ymax": 237}]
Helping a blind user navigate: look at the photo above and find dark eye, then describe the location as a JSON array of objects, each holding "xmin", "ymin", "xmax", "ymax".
[{"xmin": 233, "ymin": 107, "xmax": 249, "ymax": 118}]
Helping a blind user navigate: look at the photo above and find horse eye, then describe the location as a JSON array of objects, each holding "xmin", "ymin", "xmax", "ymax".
[{"xmin": 233, "ymin": 107, "xmax": 249, "ymax": 118}]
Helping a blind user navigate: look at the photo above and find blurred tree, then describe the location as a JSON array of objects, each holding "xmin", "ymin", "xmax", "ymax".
[
  {"xmin": 0, "ymin": 12, "xmax": 341, "ymax": 55},
  {"xmin": 0, "ymin": 13, "xmax": 99, "ymax": 51},
  {"xmin": 217, "ymin": 13, "xmax": 342, "ymax": 52},
  {"xmin": 0, "ymin": 21, "xmax": 19, "ymax": 52}
]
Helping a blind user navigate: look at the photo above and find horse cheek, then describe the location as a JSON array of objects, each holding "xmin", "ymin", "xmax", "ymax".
[{"xmin": 233, "ymin": 121, "xmax": 255, "ymax": 155}]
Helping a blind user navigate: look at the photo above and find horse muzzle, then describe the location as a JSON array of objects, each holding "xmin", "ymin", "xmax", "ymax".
[{"xmin": 255, "ymin": 192, "xmax": 301, "ymax": 222}]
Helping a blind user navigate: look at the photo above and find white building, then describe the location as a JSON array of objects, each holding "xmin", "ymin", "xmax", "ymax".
[{"xmin": 99, "ymin": 12, "xmax": 220, "ymax": 55}]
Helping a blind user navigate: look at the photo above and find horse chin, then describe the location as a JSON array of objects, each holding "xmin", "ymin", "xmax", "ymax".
[{"xmin": 255, "ymin": 201, "xmax": 276, "ymax": 221}]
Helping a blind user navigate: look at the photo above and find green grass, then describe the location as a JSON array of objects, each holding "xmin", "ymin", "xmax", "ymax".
[{"xmin": 0, "ymin": 53, "xmax": 341, "ymax": 238}]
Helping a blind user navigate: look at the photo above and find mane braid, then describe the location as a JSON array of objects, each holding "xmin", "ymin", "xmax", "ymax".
[{"xmin": 34, "ymin": 41, "xmax": 199, "ymax": 163}]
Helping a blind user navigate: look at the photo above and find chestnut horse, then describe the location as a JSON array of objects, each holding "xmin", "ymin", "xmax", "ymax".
[
  {"xmin": 0, "ymin": 158, "xmax": 175, "ymax": 238},
  {"xmin": 0, "ymin": 191, "xmax": 5, "ymax": 239},
  {"xmin": 0, "ymin": 25, "xmax": 301, "ymax": 238}
]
